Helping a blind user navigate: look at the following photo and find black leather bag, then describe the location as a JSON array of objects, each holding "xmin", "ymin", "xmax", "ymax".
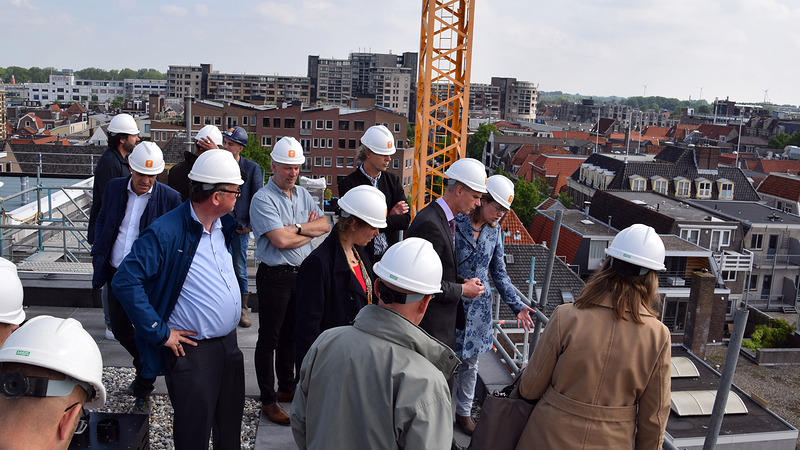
[{"xmin": 469, "ymin": 371, "xmax": 537, "ymax": 450}]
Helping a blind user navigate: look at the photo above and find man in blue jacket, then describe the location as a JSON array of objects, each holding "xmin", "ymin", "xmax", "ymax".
[
  {"xmin": 222, "ymin": 126, "xmax": 263, "ymax": 327},
  {"xmin": 91, "ymin": 142, "xmax": 181, "ymax": 414},
  {"xmin": 112, "ymin": 149, "xmax": 246, "ymax": 450}
]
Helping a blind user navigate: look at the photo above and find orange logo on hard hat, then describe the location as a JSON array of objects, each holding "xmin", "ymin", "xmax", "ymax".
[
  {"xmin": 288, "ymin": 150, "xmax": 296, "ymax": 157},
  {"xmin": 229, "ymin": 128, "xmax": 235, "ymax": 133},
  {"xmin": 508, "ymin": 195, "xmax": 514, "ymax": 203},
  {"xmin": 387, "ymin": 141, "xmax": 393, "ymax": 148},
  {"xmin": 145, "ymin": 160, "xmax": 154, "ymax": 168}
]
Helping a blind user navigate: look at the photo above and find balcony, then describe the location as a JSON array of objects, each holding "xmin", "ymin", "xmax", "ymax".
[{"xmin": 714, "ymin": 250, "xmax": 753, "ymax": 272}]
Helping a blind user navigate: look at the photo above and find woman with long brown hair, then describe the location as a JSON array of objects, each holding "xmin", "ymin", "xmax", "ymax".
[{"xmin": 516, "ymin": 224, "xmax": 671, "ymax": 449}]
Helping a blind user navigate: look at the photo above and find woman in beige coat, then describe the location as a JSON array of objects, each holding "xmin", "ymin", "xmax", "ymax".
[{"xmin": 517, "ymin": 224, "xmax": 671, "ymax": 449}]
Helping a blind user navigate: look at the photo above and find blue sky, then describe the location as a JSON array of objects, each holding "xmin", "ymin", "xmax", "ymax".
[{"xmin": 4, "ymin": 0, "xmax": 799, "ymax": 106}]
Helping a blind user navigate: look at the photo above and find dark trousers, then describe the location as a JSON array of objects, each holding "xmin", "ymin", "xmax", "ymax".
[
  {"xmin": 107, "ymin": 267, "xmax": 154, "ymax": 398},
  {"xmin": 164, "ymin": 330, "xmax": 245, "ymax": 450},
  {"xmin": 255, "ymin": 263, "xmax": 298, "ymax": 405}
]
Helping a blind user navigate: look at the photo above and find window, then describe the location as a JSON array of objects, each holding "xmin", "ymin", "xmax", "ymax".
[
  {"xmin": 316, "ymin": 120, "xmax": 324, "ymax": 130},
  {"xmin": 750, "ymin": 233, "xmax": 763, "ymax": 250},
  {"xmin": 301, "ymin": 120, "xmax": 312, "ymax": 130},
  {"xmin": 272, "ymin": 118, "xmax": 281, "ymax": 128},
  {"xmin": 675, "ymin": 179, "xmax": 690, "ymax": 197},
  {"xmin": 204, "ymin": 116, "xmax": 212, "ymax": 125},
  {"xmin": 242, "ymin": 116, "xmax": 249, "ymax": 126},
  {"xmin": 261, "ymin": 136, "xmax": 272, "ymax": 146},
  {"xmin": 719, "ymin": 182, "xmax": 734, "ymax": 199},
  {"xmin": 323, "ymin": 157, "xmax": 332, "ymax": 167},
  {"xmin": 314, "ymin": 156, "xmax": 322, "ymax": 166},
  {"xmin": 313, "ymin": 138, "xmax": 319, "ymax": 148},
  {"xmin": 227, "ymin": 116, "xmax": 238, "ymax": 127},
  {"xmin": 722, "ymin": 271, "xmax": 737, "ymax": 282},
  {"xmin": 347, "ymin": 157, "xmax": 354, "ymax": 168},
  {"xmin": 300, "ymin": 139, "xmax": 311, "ymax": 153},
  {"xmin": 748, "ymin": 274, "xmax": 758, "ymax": 290},
  {"xmin": 339, "ymin": 120, "xmax": 349, "ymax": 130},
  {"xmin": 662, "ymin": 297, "xmax": 688, "ymax": 333},
  {"xmin": 338, "ymin": 138, "xmax": 346, "ymax": 149},
  {"xmin": 193, "ymin": 115, "xmax": 201, "ymax": 125},
  {"xmin": 652, "ymin": 178, "xmax": 667, "ymax": 194},
  {"xmin": 263, "ymin": 117, "xmax": 271, "ymax": 128},
  {"xmin": 325, "ymin": 175, "xmax": 332, "ymax": 185},
  {"xmin": 336, "ymin": 156, "xmax": 344, "ymax": 168},
  {"xmin": 354, "ymin": 120, "xmax": 365, "ymax": 131},
  {"xmin": 396, "ymin": 140, "xmax": 404, "ymax": 149},
  {"xmin": 710, "ymin": 229, "xmax": 731, "ymax": 251},
  {"xmin": 680, "ymin": 229, "xmax": 700, "ymax": 245},
  {"xmin": 629, "ymin": 176, "xmax": 646, "ymax": 192},
  {"xmin": 325, "ymin": 120, "xmax": 334, "ymax": 130},
  {"xmin": 392, "ymin": 159, "xmax": 399, "ymax": 169},
  {"xmin": 349, "ymin": 139, "xmax": 357, "ymax": 149},
  {"xmin": 284, "ymin": 118, "xmax": 296, "ymax": 128},
  {"xmin": 696, "ymin": 179, "xmax": 712, "ymax": 198},
  {"xmin": 302, "ymin": 157, "xmax": 312, "ymax": 172},
  {"xmin": 327, "ymin": 138, "xmax": 333, "ymax": 148},
  {"xmin": 394, "ymin": 123, "xmax": 401, "ymax": 133},
  {"xmin": 588, "ymin": 240, "xmax": 608, "ymax": 261}
]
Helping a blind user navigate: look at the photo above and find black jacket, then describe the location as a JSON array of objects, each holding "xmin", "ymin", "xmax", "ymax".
[
  {"xmin": 88, "ymin": 147, "xmax": 130, "ymax": 244},
  {"xmin": 407, "ymin": 200, "xmax": 466, "ymax": 351},
  {"xmin": 337, "ymin": 168, "xmax": 410, "ymax": 262},
  {"xmin": 294, "ymin": 224, "xmax": 373, "ymax": 369},
  {"xmin": 167, "ymin": 151, "xmax": 198, "ymax": 202}
]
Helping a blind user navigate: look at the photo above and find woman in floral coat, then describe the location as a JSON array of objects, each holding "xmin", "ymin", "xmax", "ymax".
[{"xmin": 453, "ymin": 175, "xmax": 535, "ymax": 436}]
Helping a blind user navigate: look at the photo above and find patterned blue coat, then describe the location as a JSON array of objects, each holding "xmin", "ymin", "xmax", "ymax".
[{"xmin": 454, "ymin": 214, "xmax": 527, "ymax": 360}]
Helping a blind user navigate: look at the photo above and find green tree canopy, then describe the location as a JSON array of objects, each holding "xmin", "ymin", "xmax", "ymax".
[
  {"xmin": 467, "ymin": 123, "xmax": 499, "ymax": 160},
  {"xmin": 511, "ymin": 176, "xmax": 548, "ymax": 227},
  {"xmin": 1, "ymin": 66, "xmax": 165, "ymax": 82},
  {"xmin": 768, "ymin": 132, "xmax": 800, "ymax": 149},
  {"xmin": 240, "ymin": 133, "xmax": 272, "ymax": 182}
]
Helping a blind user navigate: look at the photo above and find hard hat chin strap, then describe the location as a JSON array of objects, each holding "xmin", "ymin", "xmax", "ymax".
[
  {"xmin": 610, "ymin": 257, "xmax": 650, "ymax": 277},
  {"xmin": 376, "ymin": 279, "xmax": 424, "ymax": 304},
  {"xmin": 0, "ymin": 372, "xmax": 94, "ymax": 400}
]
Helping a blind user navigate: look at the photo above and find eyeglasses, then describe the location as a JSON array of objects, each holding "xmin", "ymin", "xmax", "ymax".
[
  {"xmin": 488, "ymin": 201, "xmax": 509, "ymax": 214},
  {"xmin": 65, "ymin": 402, "xmax": 89, "ymax": 435},
  {"xmin": 216, "ymin": 189, "xmax": 241, "ymax": 198}
]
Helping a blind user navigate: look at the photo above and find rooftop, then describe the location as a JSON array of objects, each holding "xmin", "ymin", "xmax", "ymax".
[
  {"xmin": 609, "ymin": 191, "xmax": 735, "ymax": 223},
  {"xmin": 691, "ymin": 200, "xmax": 800, "ymax": 227}
]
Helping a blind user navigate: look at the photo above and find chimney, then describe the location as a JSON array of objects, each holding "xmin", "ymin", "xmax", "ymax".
[
  {"xmin": 683, "ymin": 270, "xmax": 717, "ymax": 359},
  {"xmin": 695, "ymin": 147, "xmax": 720, "ymax": 171}
]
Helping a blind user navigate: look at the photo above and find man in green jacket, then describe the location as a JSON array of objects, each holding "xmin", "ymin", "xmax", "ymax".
[{"xmin": 291, "ymin": 238, "xmax": 459, "ymax": 450}]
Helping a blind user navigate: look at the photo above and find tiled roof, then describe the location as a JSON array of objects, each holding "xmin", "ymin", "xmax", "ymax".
[
  {"xmin": 536, "ymin": 197, "xmax": 557, "ymax": 210},
  {"xmin": 573, "ymin": 146, "xmax": 760, "ymax": 201},
  {"xmin": 150, "ymin": 121, "xmax": 185, "ymax": 131},
  {"xmin": 757, "ymin": 173, "xmax": 800, "ymax": 201},
  {"xmin": 642, "ymin": 126, "xmax": 670, "ymax": 137},
  {"xmin": 753, "ymin": 159, "xmax": 800, "ymax": 176},
  {"xmin": 526, "ymin": 212, "xmax": 583, "ymax": 264},
  {"xmin": 697, "ymin": 124, "xmax": 734, "ymax": 139},
  {"xmin": 162, "ymin": 135, "xmax": 191, "ymax": 165},
  {"xmin": 501, "ymin": 244, "xmax": 585, "ymax": 318},
  {"xmin": 498, "ymin": 209, "xmax": 535, "ymax": 245},
  {"xmin": 666, "ymin": 124, "xmax": 699, "ymax": 140},
  {"xmin": 551, "ymin": 131, "xmax": 591, "ymax": 140}
]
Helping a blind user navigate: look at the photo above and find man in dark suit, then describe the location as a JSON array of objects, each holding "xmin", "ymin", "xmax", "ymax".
[{"xmin": 407, "ymin": 158, "xmax": 487, "ymax": 353}]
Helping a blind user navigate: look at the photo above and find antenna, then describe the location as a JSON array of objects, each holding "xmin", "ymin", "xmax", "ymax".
[
  {"xmin": 643, "ymin": 84, "xmax": 647, "ymax": 98},
  {"xmin": 763, "ymin": 89, "xmax": 770, "ymax": 104}
]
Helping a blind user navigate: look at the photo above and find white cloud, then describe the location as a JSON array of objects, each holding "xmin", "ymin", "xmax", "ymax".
[
  {"xmin": 253, "ymin": 2, "xmax": 298, "ymax": 25},
  {"xmin": 9, "ymin": 0, "xmax": 38, "ymax": 10},
  {"xmin": 195, "ymin": 3, "xmax": 209, "ymax": 16},
  {"xmin": 161, "ymin": 4, "xmax": 188, "ymax": 17},
  {"xmin": 117, "ymin": 0, "xmax": 136, "ymax": 11}
]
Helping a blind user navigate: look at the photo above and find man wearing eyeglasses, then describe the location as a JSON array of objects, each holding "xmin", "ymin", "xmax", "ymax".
[
  {"xmin": 0, "ymin": 315, "xmax": 106, "ymax": 450},
  {"xmin": 113, "ymin": 150, "xmax": 247, "ymax": 449},
  {"xmin": 91, "ymin": 142, "xmax": 180, "ymax": 415}
]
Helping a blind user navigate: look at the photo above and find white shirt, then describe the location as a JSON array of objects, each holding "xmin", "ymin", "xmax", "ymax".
[{"xmin": 110, "ymin": 180, "xmax": 152, "ymax": 268}]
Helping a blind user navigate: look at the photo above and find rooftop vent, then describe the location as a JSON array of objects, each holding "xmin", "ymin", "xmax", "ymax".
[
  {"xmin": 671, "ymin": 390, "xmax": 747, "ymax": 416},
  {"xmin": 580, "ymin": 219, "xmax": 594, "ymax": 225},
  {"xmin": 670, "ymin": 357, "xmax": 700, "ymax": 378}
]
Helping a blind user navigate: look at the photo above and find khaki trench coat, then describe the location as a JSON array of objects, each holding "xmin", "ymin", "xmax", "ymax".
[{"xmin": 517, "ymin": 297, "xmax": 671, "ymax": 450}]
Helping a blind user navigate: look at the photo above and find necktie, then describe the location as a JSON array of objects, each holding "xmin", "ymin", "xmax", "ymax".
[{"xmin": 449, "ymin": 219, "xmax": 455, "ymax": 246}]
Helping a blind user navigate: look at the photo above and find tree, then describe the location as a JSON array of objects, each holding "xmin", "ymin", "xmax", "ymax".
[
  {"xmin": 466, "ymin": 123, "xmax": 499, "ymax": 160},
  {"xmin": 557, "ymin": 192, "xmax": 574, "ymax": 209},
  {"xmin": 511, "ymin": 176, "xmax": 547, "ymax": 227},
  {"xmin": 240, "ymin": 133, "xmax": 271, "ymax": 182},
  {"xmin": 768, "ymin": 132, "xmax": 800, "ymax": 149},
  {"xmin": 407, "ymin": 124, "xmax": 415, "ymax": 147},
  {"xmin": 696, "ymin": 104, "xmax": 711, "ymax": 114},
  {"xmin": 111, "ymin": 96, "xmax": 124, "ymax": 109}
]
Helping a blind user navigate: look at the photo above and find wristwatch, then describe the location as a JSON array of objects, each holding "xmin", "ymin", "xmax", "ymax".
[{"xmin": 295, "ymin": 223, "xmax": 302, "ymax": 234}]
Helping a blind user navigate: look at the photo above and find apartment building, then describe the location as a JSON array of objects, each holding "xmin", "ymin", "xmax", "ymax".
[
  {"xmin": 26, "ymin": 73, "xmax": 165, "ymax": 106},
  {"xmin": 166, "ymin": 64, "xmax": 212, "ymax": 101},
  {"xmin": 207, "ymin": 73, "xmax": 310, "ymax": 105},
  {"xmin": 490, "ymin": 77, "xmax": 538, "ymax": 122}
]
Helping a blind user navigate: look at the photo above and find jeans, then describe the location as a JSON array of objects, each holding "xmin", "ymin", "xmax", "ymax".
[
  {"xmin": 230, "ymin": 231, "xmax": 249, "ymax": 297},
  {"xmin": 455, "ymin": 355, "xmax": 479, "ymax": 416},
  {"xmin": 101, "ymin": 285, "xmax": 111, "ymax": 328},
  {"xmin": 254, "ymin": 263, "xmax": 298, "ymax": 405}
]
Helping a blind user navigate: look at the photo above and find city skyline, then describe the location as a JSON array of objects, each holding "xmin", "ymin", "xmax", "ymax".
[{"xmin": 4, "ymin": 0, "xmax": 799, "ymax": 106}]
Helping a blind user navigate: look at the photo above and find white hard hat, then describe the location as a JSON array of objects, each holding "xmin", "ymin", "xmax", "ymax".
[
  {"xmin": 444, "ymin": 158, "xmax": 487, "ymax": 193},
  {"xmin": 373, "ymin": 238, "xmax": 443, "ymax": 296},
  {"xmin": 0, "ymin": 257, "xmax": 25, "ymax": 326},
  {"xmin": 107, "ymin": 114, "xmax": 140, "ymax": 135},
  {"xmin": 605, "ymin": 224, "xmax": 666, "ymax": 272},
  {"xmin": 271, "ymin": 136, "xmax": 305, "ymax": 165},
  {"xmin": 128, "ymin": 142, "xmax": 165, "ymax": 175},
  {"xmin": 0, "ymin": 316, "xmax": 106, "ymax": 408},
  {"xmin": 195, "ymin": 125, "xmax": 223, "ymax": 146},
  {"xmin": 486, "ymin": 175, "xmax": 515, "ymax": 209},
  {"xmin": 188, "ymin": 149, "xmax": 244, "ymax": 186},
  {"xmin": 338, "ymin": 185, "xmax": 388, "ymax": 228},
  {"xmin": 361, "ymin": 125, "xmax": 396, "ymax": 155}
]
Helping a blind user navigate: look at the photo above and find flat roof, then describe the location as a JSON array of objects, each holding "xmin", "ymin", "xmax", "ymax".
[
  {"xmin": 666, "ymin": 346, "xmax": 797, "ymax": 445},
  {"xmin": 538, "ymin": 210, "xmax": 617, "ymax": 237},
  {"xmin": 660, "ymin": 234, "xmax": 712, "ymax": 254},
  {"xmin": 691, "ymin": 200, "xmax": 800, "ymax": 226},
  {"xmin": 609, "ymin": 191, "xmax": 735, "ymax": 223}
]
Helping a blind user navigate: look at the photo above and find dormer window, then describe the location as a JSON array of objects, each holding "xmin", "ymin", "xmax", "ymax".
[
  {"xmin": 629, "ymin": 175, "xmax": 646, "ymax": 192},
  {"xmin": 717, "ymin": 179, "xmax": 734, "ymax": 200},
  {"xmin": 695, "ymin": 177, "xmax": 712, "ymax": 198},
  {"xmin": 674, "ymin": 177, "xmax": 690, "ymax": 198},
  {"xmin": 651, "ymin": 176, "xmax": 668, "ymax": 194}
]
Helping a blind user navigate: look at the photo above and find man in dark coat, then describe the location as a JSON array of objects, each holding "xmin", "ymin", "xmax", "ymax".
[{"xmin": 407, "ymin": 158, "xmax": 487, "ymax": 353}]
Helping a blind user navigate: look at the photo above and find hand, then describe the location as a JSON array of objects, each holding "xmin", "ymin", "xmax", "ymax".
[
  {"xmin": 390, "ymin": 200, "xmax": 409, "ymax": 215},
  {"xmin": 164, "ymin": 329, "xmax": 198, "ymax": 357},
  {"xmin": 307, "ymin": 210, "xmax": 320, "ymax": 222},
  {"xmin": 461, "ymin": 278, "xmax": 485, "ymax": 299},
  {"xmin": 196, "ymin": 137, "xmax": 218, "ymax": 151},
  {"xmin": 516, "ymin": 306, "xmax": 536, "ymax": 331},
  {"xmin": 236, "ymin": 226, "xmax": 251, "ymax": 235}
]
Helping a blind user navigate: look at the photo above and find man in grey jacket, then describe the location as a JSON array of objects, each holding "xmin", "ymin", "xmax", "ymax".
[{"xmin": 291, "ymin": 238, "xmax": 459, "ymax": 450}]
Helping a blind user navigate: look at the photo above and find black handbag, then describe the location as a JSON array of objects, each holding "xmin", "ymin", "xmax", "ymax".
[{"xmin": 469, "ymin": 371, "xmax": 537, "ymax": 450}]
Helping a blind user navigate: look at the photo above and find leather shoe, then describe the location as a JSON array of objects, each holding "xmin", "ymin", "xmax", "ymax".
[
  {"xmin": 239, "ymin": 307, "xmax": 252, "ymax": 328},
  {"xmin": 277, "ymin": 389, "xmax": 295, "ymax": 403},
  {"xmin": 262, "ymin": 402, "xmax": 290, "ymax": 425},
  {"xmin": 456, "ymin": 414, "xmax": 475, "ymax": 436}
]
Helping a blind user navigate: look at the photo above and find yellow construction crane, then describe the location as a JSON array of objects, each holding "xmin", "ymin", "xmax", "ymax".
[{"xmin": 412, "ymin": 0, "xmax": 476, "ymax": 217}]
